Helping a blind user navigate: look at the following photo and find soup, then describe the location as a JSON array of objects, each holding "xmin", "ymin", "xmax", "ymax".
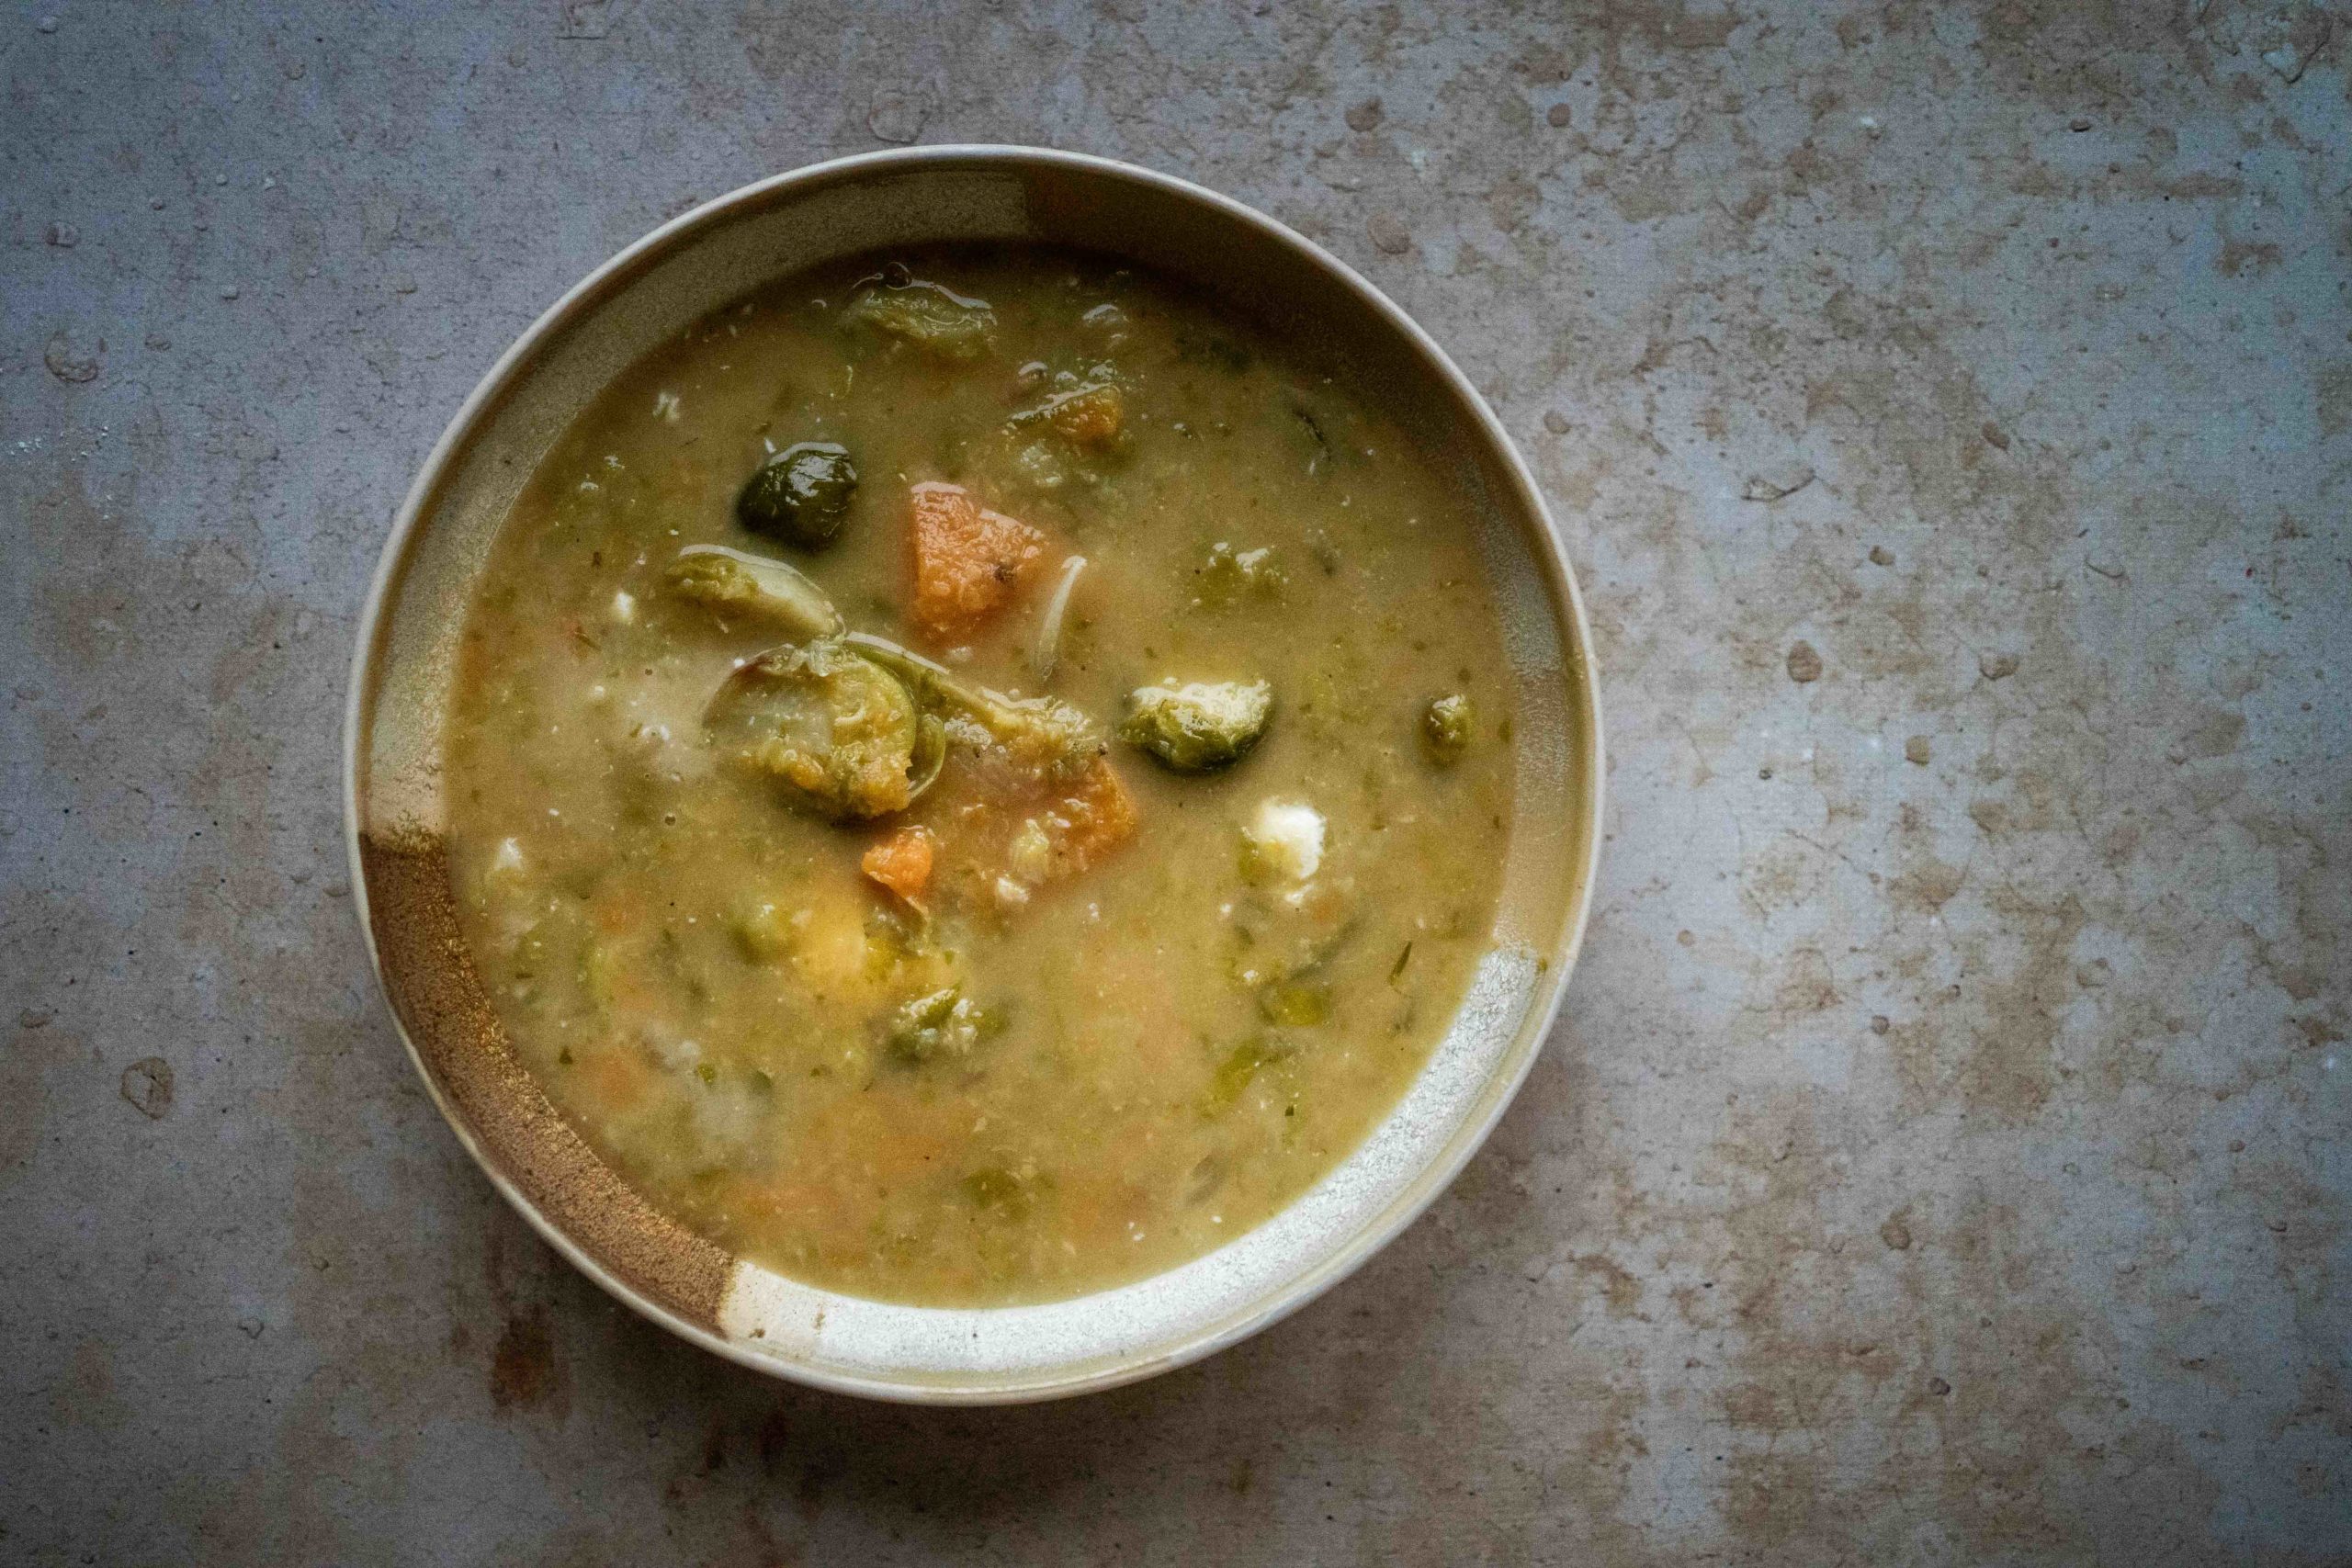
[{"xmin": 444, "ymin": 246, "xmax": 1519, "ymax": 1306}]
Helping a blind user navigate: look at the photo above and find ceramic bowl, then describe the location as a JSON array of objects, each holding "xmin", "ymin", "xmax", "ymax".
[{"xmin": 345, "ymin": 146, "xmax": 1602, "ymax": 1403}]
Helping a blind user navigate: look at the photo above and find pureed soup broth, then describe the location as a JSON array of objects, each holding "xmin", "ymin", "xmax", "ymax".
[{"xmin": 445, "ymin": 246, "xmax": 1519, "ymax": 1306}]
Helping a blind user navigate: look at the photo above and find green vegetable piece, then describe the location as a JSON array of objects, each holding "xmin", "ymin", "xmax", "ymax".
[
  {"xmin": 1258, "ymin": 981, "xmax": 1331, "ymax": 1028},
  {"xmin": 885, "ymin": 984, "xmax": 1003, "ymax": 1065},
  {"xmin": 846, "ymin": 631, "xmax": 1102, "ymax": 780},
  {"xmin": 665, "ymin": 544, "xmax": 844, "ymax": 639},
  {"xmin": 1205, "ymin": 1035, "xmax": 1290, "ymax": 1113},
  {"xmin": 1421, "ymin": 694, "xmax": 1476, "ymax": 766},
  {"xmin": 841, "ymin": 278, "xmax": 997, "ymax": 360},
  {"xmin": 1120, "ymin": 680, "xmax": 1273, "ymax": 773},
  {"xmin": 961, "ymin": 690, "xmax": 1099, "ymax": 780},
  {"xmin": 907, "ymin": 709, "xmax": 950, "ymax": 801},
  {"xmin": 705, "ymin": 638, "xmax": 931, "ymax": 820},
  {"xmin": 736, "ymin": 442, "xmax": 859, "ymax": 548},
  {"xmin": 1193, "ymin": 541, "xmax": 1286, "ymax": 609}
]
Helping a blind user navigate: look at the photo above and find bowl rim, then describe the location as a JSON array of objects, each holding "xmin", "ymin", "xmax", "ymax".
[{"xmin": 343, "ymin": 143, "xmax": 1605, "ymax": 1404}]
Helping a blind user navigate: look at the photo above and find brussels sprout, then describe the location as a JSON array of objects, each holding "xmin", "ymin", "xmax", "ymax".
[
  {"xmin": 970, "ymin": 693, "xmax": 1099, "ymax": 778},
  {"xmin": 704, "ymin": 638, "xmax": 938, "ymax": 820},
  {"xmin": 1421, "ymin": 694, "xmax": 1475, "ymax": 766},
  {"xmin": 841, "ymin": 278, "xmax": 997, "ymax": 360},
  {"xmin": 884, "ymin": 984, "xmax": 1005, "ymax": 1065},
  {"xmin": 845, "ymin": 632, "xmax": 1102, "ymax": 779},
  {"xmin": 736, "ymin": 441, "xmax": 859, "ymax": 548},
  {"xmin": 907, "ymin": 709, "xmax": 949, "ymax": 799},
  {"xmin": 1119, "ymin": 680, "xmax": 1273, "ymax": 773},
  {"xmin": 664, "ymin": 545, "xmax": 843, "ymax": 639}
]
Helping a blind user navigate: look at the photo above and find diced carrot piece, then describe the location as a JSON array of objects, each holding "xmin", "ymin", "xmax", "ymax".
[
  {"xmin": 861, "ymin": 825, "xmax": 936, "ymax": 904},
  {"xmin": 909, "ymin": 481, "xmax": 1044, "ymax": 638}
]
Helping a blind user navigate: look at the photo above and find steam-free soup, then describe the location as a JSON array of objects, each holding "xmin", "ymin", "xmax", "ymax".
[{"xmin": 446, "ymin": 247, "xmax": 1518, "ymax": 1305}]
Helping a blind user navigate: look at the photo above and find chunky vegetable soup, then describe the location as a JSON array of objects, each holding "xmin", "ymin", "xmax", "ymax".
[{"xmin": 446, "ymin": 247, "xmax": 1518, "ymax": 1305}]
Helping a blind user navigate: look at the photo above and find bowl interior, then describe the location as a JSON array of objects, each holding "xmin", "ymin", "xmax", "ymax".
[{"xmin": 348, "ymin": 149, "xmax": 1600, "ymax": 1403}]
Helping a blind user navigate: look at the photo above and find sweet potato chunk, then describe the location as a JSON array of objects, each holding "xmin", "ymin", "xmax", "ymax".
[
  {"xmin": 929, "ymin": 752, "xmax": 1138, "ymax": 911},
  {"xmin": 909, "ymin": 481, "xmax": 1044, "ymax": 639},
  {"xmin": 861, "ymin": 825, "xmax": 936, "ymax": 904},
  {"xmin": 1046, "ymin": 383, "xmax": 1123, "ymax": 446},
  {"xmin": 1022, "ymin": 756, "xmax": 1136, "ymax": 879},
  {"xmin": 1054, "ymin": 757, "xmax": 1138, "ymax": 872}
]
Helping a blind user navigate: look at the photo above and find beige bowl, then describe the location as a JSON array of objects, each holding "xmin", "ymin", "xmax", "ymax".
[{"xmin": 344, "ymin": 147, "xmax": 1603, "ymax": 1403}]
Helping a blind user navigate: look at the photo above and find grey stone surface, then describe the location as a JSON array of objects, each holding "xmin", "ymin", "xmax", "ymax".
[{"xmin": 5, "ymin": 2, "xmax": 2347, "ymax": 1562}]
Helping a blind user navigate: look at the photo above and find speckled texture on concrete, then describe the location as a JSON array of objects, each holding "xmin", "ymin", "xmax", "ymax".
[{"xmin": 5, "ymin": 3, "xmax": 2347, "ymax": 1562}]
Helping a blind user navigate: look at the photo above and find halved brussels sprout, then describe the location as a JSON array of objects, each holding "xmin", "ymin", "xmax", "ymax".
[
  {"xmin": 737, "ymin": 441, "xmax": 858, "ymax": 548},
  {"xmin": 704, "ymin": 638, "xmax": 942, "ymax": 820},
  {"xmin": 841, "ymin": 278, "xmax": 996, "ymax": 360},
  {"xmin": 845, "ymin": 632, "xmax": 1102, "ymax": 780},
  {"xmin": 664, "ymin": 545, "xmax": 843, "ymax": 639},
  {"xmin": 1119, "ymin": 680, "xmax": 1273, "ymax": 773},
  {"xmin": 907, "ymin": 711, "xmax": 949, "ymax": 801},
  {"xmin": 1421, "ymin": 694, "xmax": 1475, "ymax": 766}
]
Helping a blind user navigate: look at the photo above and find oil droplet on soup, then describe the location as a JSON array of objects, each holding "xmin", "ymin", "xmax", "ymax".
[{"xmin": 445, "ymin": 245, "xmax": 1519, "ymax": 1306}]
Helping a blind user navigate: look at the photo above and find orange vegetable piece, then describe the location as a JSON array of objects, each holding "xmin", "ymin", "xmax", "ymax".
[
  {"xmin": 908, "ymin": 481, "xmax": 1044, "ymax": 639},
  {"xmin": 1044, "ymin": 757, "xmax": 1137, "ymax": 874},
  {"xmin": 861, "ymin": 824, "xmax": 936, "ymax": 904},
  {"xmin": 1046, "ymin": 383, "xmax": 1123, "ymax": 446}
]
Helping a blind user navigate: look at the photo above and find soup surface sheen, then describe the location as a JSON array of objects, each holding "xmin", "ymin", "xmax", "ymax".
[{"xmin": 446, "ymin": 246, "xmax": 1519, "ymax": 1305}]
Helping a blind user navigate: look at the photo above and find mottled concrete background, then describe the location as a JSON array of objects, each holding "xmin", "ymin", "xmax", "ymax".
[{"xmin": 5, "ymin": 1, "xmax": 2347, "ymax": 1562}]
